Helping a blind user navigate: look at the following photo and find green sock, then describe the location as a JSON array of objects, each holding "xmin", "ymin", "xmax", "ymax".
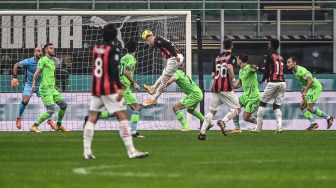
[
  {"xmin": 35, "ymin": 113, "xmax": 51, "ymax": 126},
  {"xmin": 233, "ymin": 116, "xmax": 240, "ymax": 129},
  {"xmin": 100, "ymin": 111, "xmax": 109, "ymax": 120},
  {"xmin": 193, "ymin": 111, "xmax": 205, "ymax": 122},
  {"xmin": 131, "ymin": 111, "xmax": 140, "ymax": 132},
  {"xmin": 313, "ymin": 107, "xmax": 329, "ymax": 119},
  {"xmin": 175, "ymin": 110, "xmax": 188, "ymax": 128},
  {"xmin": 57, "ymin": 108, "xmax": 66, "ymax": 126},
  {"xmin": 303, "ymin": 109, "xmax": 316, "ymax": 124}
]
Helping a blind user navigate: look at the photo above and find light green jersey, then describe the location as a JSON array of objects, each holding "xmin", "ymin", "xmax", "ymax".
[
  {"xmin": 37, "ymin": 56, "xmax": 56, "ymax": 87},
  {"xmin": 173, "ymin": 70, "xmax": 201, "ymax": 95},
  {"xmin": 238, "ymin": 64, "xmax": 260, "ymax": 99},
  {"xmin": 294, "ymin": 65, "xmax": 320, "ymax": 88},
  {"xmin": 119, "ymin": 53, "xmax": 137, "ymax": 87}
]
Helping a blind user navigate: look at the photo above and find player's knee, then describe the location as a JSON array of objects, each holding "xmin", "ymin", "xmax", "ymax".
[
  {"xmin": 187, "ymin": 109, "xmax": 195, "ymax": 114},
  {"xmin": 273, "ymin": 104, "xmax": 280, "ymax": 110},
  {"xmin": 46, "ymin": 105, "xmax": 55, "ymax": 115},
  {"xmin": 21, "ymin": 100, "xmax": 29, "ymax": 106},
  {"xmin": 58, "ymin": 100, "xmax": 67, "ymax": 109},
  {"xmin": 259, "ymin": 101, "xmax": 267, "ymax": 107},
  {"xmin": 205, "ymin": 112, "xmax": 214, "ymax": 122}
]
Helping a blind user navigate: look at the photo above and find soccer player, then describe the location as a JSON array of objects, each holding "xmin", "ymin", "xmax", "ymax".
[
  {"xmin": 250, "ymin": 39, "xmax": 286, "ymax": 133},
  {"xmin": 231, "ymin": 54, "xmax": 260, "ymax": 133},
  {"xmin": 118, "ymin": 40, "xmax": 144, "ymax": 138},
  {"xmin": 83, "ymin": 41, "xmax": 144, "ymax": 138},
  {"xmin": 166, "ymin": 69, "xmax": 205, "ymax": 131},
  {"xmin": 83, "ymin": 24, "xmax": 148, "ymax": 159},
  {"xmin": 286, "ymin": 57, "xmax": 333, "ymax": 130},
  {"xmin": 198, "ymin": 39, "xmax": 241, "ymax": 140},
  {"xmin": 30, "ymin": 43, "xmax": 69, "ymax": 132},
  {"xmin": 11, "ymin": 47, "xmax": 56, "ymax": 130},
  {"xmin": 140, "ymin": 30, "xmax": 184, "ymax": 106}
]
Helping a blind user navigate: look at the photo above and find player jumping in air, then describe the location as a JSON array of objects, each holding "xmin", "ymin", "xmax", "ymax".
[
  {"xmin": 166, "ymin": 70, "xmax": 205, "ymax": 131},
  {"xmin": 83, "ymin": 24, "xmax": 148, "ymax": 159},
  {"xmin": 231, "ymin": 54, "xmax": 260, "ymax": 133},
  {"xmin": 286, "ymin": 57, "xmax": 334, "ymax": 130},
  {"xmin": 30, "ymin": 43, "xmax": 69, "ymax": 132},
  {"xmin": 198, "ymin": 39, "xmax": 241, "ymax": 140},
  {"xmin": 11, "ymin": 47, "xmax": 56, "ymax": 130},
  {"xmin": 141, "ymin": 30, "xmax": 184, "ymax": 106},
  {"xmin": 250, "ymin": 39, "xmax": 286, "ymax": 133}
]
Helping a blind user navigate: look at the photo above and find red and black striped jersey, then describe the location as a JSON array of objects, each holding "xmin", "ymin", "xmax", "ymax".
[
  {"xmin": 211, "ymin": 52, "xmax": 237, "ymax": 92},
  {"xmin": 153, "ymin": 37, "xmax": 180, "ymax": 59},
  {"xmin": 261, "ymin": 51, "xmax": 285, "ymax": 83},
  {"xmin": 91, "ymin": 43, "xmax": 122, "ymax": 96}
]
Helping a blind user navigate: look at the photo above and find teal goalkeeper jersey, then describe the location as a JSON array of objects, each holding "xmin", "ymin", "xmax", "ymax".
[
  {"xmin": 238, "ymin": 64, "xmax": 260, "ymax": 99},
  {"xmin": 37, "ymin": 56, "xmax": 56, "ymax": 87},
  {"xmin": 119, "ymin": 53, "xmax": 137, "ymax": 88},
  {"xmin": 173, "ymin": 70, "xmax": 201, "ymax": 95},
  {"xmin": 294, "ymin": 65, "xmax": 320, "ymax": 88}
]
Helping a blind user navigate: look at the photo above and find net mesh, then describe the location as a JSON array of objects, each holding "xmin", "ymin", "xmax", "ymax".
[{"xmin": 0, "ymin": 13, "xmax": 188, "ymax": 131}]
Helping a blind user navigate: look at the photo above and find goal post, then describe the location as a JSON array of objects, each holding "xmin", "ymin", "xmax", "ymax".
[{"xmin": 0, "ymin": 10, "xmax": 192, "ymax": 131}]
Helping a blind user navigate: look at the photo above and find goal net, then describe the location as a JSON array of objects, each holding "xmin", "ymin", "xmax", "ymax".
[{"xmin": 0, "ymin": 11, "xmax": 192, "ymax": 131}]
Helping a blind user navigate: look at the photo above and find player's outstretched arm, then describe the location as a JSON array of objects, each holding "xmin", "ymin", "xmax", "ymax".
[
  {"xmin": 31, "ymin": 68, "xmax": 41, "ymax": 92},
  {"xmin": 11, "ymin": 62, "xmax": 20, "ymax": 87}
]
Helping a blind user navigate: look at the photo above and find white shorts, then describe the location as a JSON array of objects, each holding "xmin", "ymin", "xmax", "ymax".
[
  {"xmin": 261, "ymin": 82, "xmax": 286, "ymax": 105},
  {"xmin": 163, "ymin": 53, "xmax": 184, "ymax": 76},
  {"xmin": 209, "ymin": 91, "xmax": 241, "ymax": 111},
  {"xmin": 89, "ymin": 94, "xmax": 127, "ymax": 114}
]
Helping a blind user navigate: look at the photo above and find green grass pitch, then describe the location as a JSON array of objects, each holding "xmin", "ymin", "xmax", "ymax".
[{"xmin": 1, "ymin": 130, "xmax": 336, "ymax": 188}]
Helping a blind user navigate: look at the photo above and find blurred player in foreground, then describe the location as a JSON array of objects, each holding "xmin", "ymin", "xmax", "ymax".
[{"xmin": 83, "ymin": 24, "xmax": 148, "ymax": 159}]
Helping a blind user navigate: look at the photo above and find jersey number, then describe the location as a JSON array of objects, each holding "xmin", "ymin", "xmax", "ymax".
[
  {"xmin": 275, "ymin": 60, "xmax": 283, "ymax": 76},
  {"xmin": 215, "ymin": 64, "xmax": 227, "ymax": 79},
  {"xmin": 94, "ymin": 57, "xmax": 103, "ymax": 78}
]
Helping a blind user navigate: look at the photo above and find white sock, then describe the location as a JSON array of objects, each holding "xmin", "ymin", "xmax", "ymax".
[
  {"xmin": 153, "ymin": 75, "xmax": 163, "ymax": 89},
  {"xmin": 274, "ymin": 108, "xmax": 282, "ymax": 129},
  {"xmin": 83, "ymin": 121, "xmax": 95, "ymax": 154},
  {"xmin": 256, "ymin": 106, "xmax": 265, "ymax": 130},
  {"xmin": 119, "ymin": 120, "xmax": 135, "ymax": 153},
  {"xmin": 222, "ymin": 109, "xmax": 239, "ymax": 123},
  {"xmin": 151, "ymin": 76, "xmax": 170, "ymax": 101},
  {"xmin": 200, "ymin": 112, "xmax": 213, "ymax": 134}
]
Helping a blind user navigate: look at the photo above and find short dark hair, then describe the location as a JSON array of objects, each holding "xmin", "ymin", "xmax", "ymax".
[
  {"xmin": 125, "ymin": 40, "xmax": 138, "ymax": 53},
  {"xmin": 288, "ymin": 56, "xmax": 297, "ymax": 63},
  {"xmin": 103, "ymin": 24, "xmax": 117, "ymax": 42},
  {"xmin": 223, "ymin": 39, "xmax": 233, "ymax": 50},
  {"xmin": 238, "ymin": 54, "xmax": 248, "ymax": 63},
  {"xmin": 270, "ymin": 39, "xmax": 280, "ymax": 50},
  {"xmin": 43, "ymin": 42, "xmax": 53, "ymax": 52}
]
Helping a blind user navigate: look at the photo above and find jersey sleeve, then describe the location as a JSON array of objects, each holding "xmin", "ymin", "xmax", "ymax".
[
  {"xmin": 19, "ymin": 58, "xmax": 30, "ymax": 68},
  {"xmin": 298, "ymin": 67, "xmax": 311, "ymax": 80},
  {"xmin": 125, "ymin": 57, "xmax": 136, "ymax": 70},
  {"xmin": 154, "ymin": 37, "xmax": 178, "ymax": 57},
  {"xmin": 37, "ymin": 58, "xmax": 45, "ymax": 70}
]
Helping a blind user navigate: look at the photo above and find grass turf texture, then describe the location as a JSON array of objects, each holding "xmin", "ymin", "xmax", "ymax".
[{"xmin": 1, "ymin": 131, "xmax": 336, "ymax": 188}]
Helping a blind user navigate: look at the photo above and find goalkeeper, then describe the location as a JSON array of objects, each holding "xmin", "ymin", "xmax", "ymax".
[
  {"xmin": 166, "ymin": 69, "xmax": 205, "ymax": 131},
  {"xmin": 141, "ymin": 30, "xmax": 184, "ymax": 106},
  {"xmin": 11, "ymin": 47, "xmax": 56, "ymax": 130}
]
